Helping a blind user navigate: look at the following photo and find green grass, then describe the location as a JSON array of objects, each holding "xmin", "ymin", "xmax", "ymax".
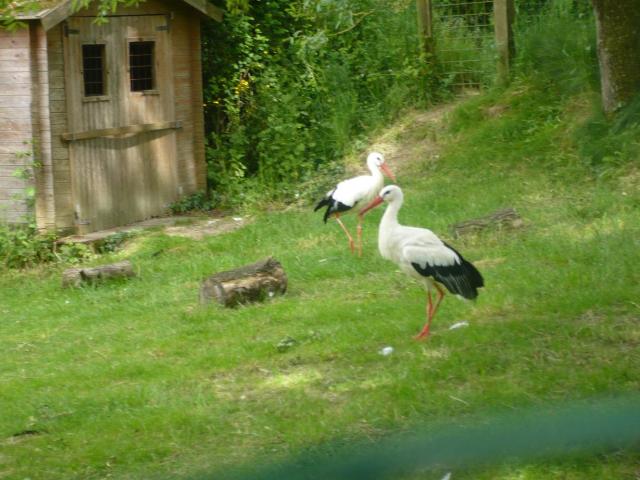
[{"xmin": 1, "ymin": 84, "xmax": 640, "ymax": 479}]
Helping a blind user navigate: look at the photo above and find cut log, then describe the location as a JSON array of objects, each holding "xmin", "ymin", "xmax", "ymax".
[
  {"xmin": 450, "ymin": 207, "xmax": 524, "ymax": 238},
  {"xmin": 62, "ymin": 260, "xmax": 135, "ymax": 288},
  {"xmin": 200, "ymin": 257, "xmax": 287, "ymax": 308}
]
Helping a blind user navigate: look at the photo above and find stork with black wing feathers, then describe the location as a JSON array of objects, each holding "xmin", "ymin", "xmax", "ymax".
[
  {"xmin": 361, "ymin": 185, "xmax": 484, "ymax": 339},
  {"xmin": 314, "ymin": 152, "xmax": 396, "ymax": 256}
]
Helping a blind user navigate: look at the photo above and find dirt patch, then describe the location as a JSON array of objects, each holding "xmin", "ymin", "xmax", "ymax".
[
  {"xmin": 343, "ymin": 101, "xmax": 463, "ymax": 178},
  {"xmin": 58, "ymin": 214, "xmax": 251, "ymax": 246},
  {"xmin": 164, "ymin": 216, "xmax": 250, "ymax": 240}
]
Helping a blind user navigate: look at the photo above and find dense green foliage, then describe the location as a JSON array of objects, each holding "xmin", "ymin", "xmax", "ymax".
[
  {"xmin": 0, "ymin": 225, "xmax": 57, "ymax": 269},
  {"xmin": 512, "ymin": 0, "xmax": 640, "ymax": 172},
  {"xmin": 199, "ymin": 0, "xmax": 635, "ymax": 208},
  {"xmin": 168, "ymin": 191, "xmax": 218, "ymax": 214},
  {"xmin": 202, "ymin": 0, "xmax": 437, "ymax": 204},
  {"xmin": 0, "ymin": 225, "xmax": 131, "ymax": 268}
]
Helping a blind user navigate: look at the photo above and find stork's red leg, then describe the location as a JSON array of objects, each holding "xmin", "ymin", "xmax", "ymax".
[
  {"xmin": 414, "ymin": 290, "xmax": 434, "ymax": 340},
  {"xmin": 334, "ymin": 214, "xmax": 355, "ymax": 254},
  {"xmin": 431, "ymin": 283, "xmax": 446, "ymax": 319},
  {"xmin": 356, "ymin": 213, "xmax": 364, "ymax": 257},
  {"xmin": 415, "ymin": 285, "xmax": 446, "ymax": 340}
]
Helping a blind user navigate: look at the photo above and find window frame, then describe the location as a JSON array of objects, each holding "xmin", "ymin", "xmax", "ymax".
[
  {"xmin": 127, "ymin": 37, "xmax": 158, "ymax": 95},
  {"xmin": 80, "ymin": 43, "xmax": 109, "ymax": 100}
]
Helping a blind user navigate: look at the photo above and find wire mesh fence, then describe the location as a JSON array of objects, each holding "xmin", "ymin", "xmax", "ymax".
[
  {"xmin": 430, "ymin": 0, "xmax": 575, "ymax": 90},
  {"xmin": 432, "ymin": 0, "xmax": 496, "ymax": 89}
]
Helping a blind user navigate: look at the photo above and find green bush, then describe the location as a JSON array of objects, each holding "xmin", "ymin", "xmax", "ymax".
[
  {"xmin": 168, "ymin": 191, "xmax": 218, "ymax": 214},
  {"xmin": 96, "ymin": 231, "xmax": 136, "ymax": 255},
  {"xmin": 575, "ymin": 94, "xmax": 640, "ymax": 170},
  {"xmin": 514, "ymin": 0, "xmax": 598, "ymax": 98},
  {"xmin": 0, "ymin": 224, "xmax": 99, "ymax": 270},
  {"xmin": 0, "ymin": 224, "xmax": 56, "ymax": 269},
  {"xmin": 55, "ymin": 242, "xmax": 94, "ymax": 265}
]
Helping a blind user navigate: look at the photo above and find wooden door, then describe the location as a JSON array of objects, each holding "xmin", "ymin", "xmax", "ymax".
[{"xmin": 63, "ymin": 15, "xmax": 178, "ymax": 233}]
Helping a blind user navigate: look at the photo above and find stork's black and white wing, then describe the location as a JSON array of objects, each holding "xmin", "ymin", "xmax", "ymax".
[
  {"xmin": 401, "ymin": 236, "xmax": 484, "ymax": 299},
  {"xmin": 314, "ymin": 175, "xmax": 379, "ymax": 223}
]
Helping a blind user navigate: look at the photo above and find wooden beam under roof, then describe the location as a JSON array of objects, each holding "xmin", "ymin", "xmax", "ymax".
[{"xmin": 18, "ymin": 0, "xmax": 223, "ymax": 31}]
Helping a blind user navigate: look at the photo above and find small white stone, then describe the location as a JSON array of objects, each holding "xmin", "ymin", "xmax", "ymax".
[{"xmin": 449, "ymin": 321, "xmax": 469, "ymax": 330}]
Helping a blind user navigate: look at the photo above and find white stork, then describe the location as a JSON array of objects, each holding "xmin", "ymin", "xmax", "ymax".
[
  {"xmin": 361, "ymin": 185, "xmax": 484, "ymax": 339},
  {"xmin": 314, "ymin": 152, "xmax": 396, "ymax": 255}
]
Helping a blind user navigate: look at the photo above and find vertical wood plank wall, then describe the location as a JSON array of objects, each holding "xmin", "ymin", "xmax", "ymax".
[
  {"xmin": 31, "ymin": 23, "xmax": 57, "ymax": 230},
  {"xmin": 0, "ymin": 0, "xmax": 208, "ymax": 233},
  {"xmin": 173, "ymin": 5, "xmax": 207, "ymax": 194},
  {"xmin": 0, "ymin": 28, "xmax": 34, "ymax": 223},
  {"xmin": 74, "ymin": 0, "xmax": 207, "ymax": 201},
  {"xmin": 47, "ymin": 24, "xmax": 74, "ymax": 231},
  {"xmin": 190, "ymin": 19, "xmax": 207, "ymax": 191}
]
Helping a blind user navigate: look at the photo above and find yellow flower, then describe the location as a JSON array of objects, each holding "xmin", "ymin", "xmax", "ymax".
[{"xmin": 235, "ymin": 79, "xmax": 250, "ymax": 94}]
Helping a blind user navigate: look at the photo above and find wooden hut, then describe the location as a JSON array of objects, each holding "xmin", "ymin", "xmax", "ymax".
[{"xmin": 0, "ymin": 0, "xmax": 222, "ymax": 234}]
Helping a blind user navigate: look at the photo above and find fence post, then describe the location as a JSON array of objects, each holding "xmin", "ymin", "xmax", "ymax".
[
  {"xmin": 416, "ymin": 0, "xmax": 434, "ymax": 58},
  {"xmin": 494, "ymin": 0, "xmax": 515, "ymax": 85}
]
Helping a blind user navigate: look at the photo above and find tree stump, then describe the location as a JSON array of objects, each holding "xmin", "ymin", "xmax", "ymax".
[
  {"xmin": 450, "ymin": 207, "xmax": 524, "ymax": 238},
  {"xmin": 200, "ymin": 257, "xmax": 287, "ymax": 308},
  {"xmin": 62, "ymin": 260, "xmax": 135, "ymax": 288}
]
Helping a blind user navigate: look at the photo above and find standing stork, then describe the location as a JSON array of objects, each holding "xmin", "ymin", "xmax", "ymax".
[
  {"xmin": 361, "ymin": 185, "xmax": 484, "ymax": 339},
  {"xmin": 314, "ymin": 152, "xmax": 396, "ymax": 255}
]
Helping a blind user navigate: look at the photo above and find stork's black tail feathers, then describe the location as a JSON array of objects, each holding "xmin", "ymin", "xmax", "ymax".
[
  {"xmin": 454, "ymin": 258, "xmax": 484, "ymax": 299},
  {"xmin": 314, "ymin": 191, "xmax": 351, "ymax": 224},
  {"xmin": 314, "ymin": 197, "xmax": 332, "ymax": 223},
  {"xmin": 412, "ymin": 242, "xmax": 484, "ymax": 300}
]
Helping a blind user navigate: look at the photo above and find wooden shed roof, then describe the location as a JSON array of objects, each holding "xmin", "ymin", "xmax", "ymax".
[{"xmin": 17, "ymin": 0, "xmax": 223, "ymax": 30}]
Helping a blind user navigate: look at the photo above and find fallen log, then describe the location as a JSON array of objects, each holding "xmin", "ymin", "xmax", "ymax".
[
  {"xmin": 450, "ymin": 207, "xmax": 524, "ymax": 238},
  {"xmin": 200, "ymin": 257, "xmax": 287, "ymax": 308},
  {"xmin": 62, "ymin": 260, "xmax": 135, "ymax": 288}
]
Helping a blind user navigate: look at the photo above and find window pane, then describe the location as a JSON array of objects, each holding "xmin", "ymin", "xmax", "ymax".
[
  {"xmin": 129, "ymin": 41, "xmax": 154, "ymax": 91},
  {"xmin": 82, "ymin": 44, "xmax": 105, "ymax": 97}
]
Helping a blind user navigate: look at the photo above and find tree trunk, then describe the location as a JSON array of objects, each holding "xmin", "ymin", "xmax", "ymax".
[
  {"xmin": 592, "ymin": 0, "xmax": 640, "ymax": 113},
  {"xmin": 449, "ymin": 207, "xmax": 523, "ymax": 238},
  {"xmin": 62, "ymin": 260, "xmax": 135, "ymax": 288},
  {"xmin": 199, "ymin": 257, "xmax": 287, "ymax": 308}
]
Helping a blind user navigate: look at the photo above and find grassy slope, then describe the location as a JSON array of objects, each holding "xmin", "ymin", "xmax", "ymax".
[{"xmin": 1, "ymin": 85, "xmax": 639, "ymax": 479}]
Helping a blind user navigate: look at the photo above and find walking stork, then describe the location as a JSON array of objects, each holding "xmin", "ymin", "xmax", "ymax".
[
  {"xmin": 314, "ymin": 152, "xmax": 396, "ymax": 255},
  {"xmin": 361, "ymin": 185, "xmax": 484, "ymax": 339}
]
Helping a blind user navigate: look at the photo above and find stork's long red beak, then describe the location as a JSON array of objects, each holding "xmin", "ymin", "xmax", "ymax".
[
  {"xmin": 360, "ymin": 195, "xmax": 384, "ymax": 216},
  {"xmin": 380, "ymin": 163, "xmax": 396, "ymax": 183}
]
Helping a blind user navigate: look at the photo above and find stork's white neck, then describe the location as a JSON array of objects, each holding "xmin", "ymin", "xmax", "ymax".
[
  {"xmin": 367, "ymin": 159, "xmax": 383, "ymax": 180},
  {"xmin": 381, "ymin": 196, "xmax": 402, "ymax": 230},
  {"xmin": 377, "ymin": 197, "xmax": 400, "ymax": 260}
]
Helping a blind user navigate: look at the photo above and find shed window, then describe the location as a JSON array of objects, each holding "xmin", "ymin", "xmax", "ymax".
[
  {"xmin": 82, "ymin": 44, "xmax": 106, "ymax": 96},
  {"xmin": 129, "ymin": 41, "xmax": 155, "ymax": 91}
]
